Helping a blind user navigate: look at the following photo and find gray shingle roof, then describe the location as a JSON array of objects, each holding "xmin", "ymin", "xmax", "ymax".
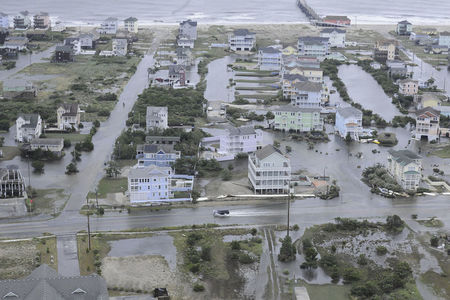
[
  {"xmin": 298, "ymin": 36, "xmax": 329, "ymax": 45},
  {"xmin": 128, "ymin": 165, "xmax": 171, "ymax": 178},
  {"xmin": 283, "ymin": 74, "xmax": 308, "ymax": 82},
  {"xmin": 337, "ymin": 107, "xmax": 362, "ymax": 118},
  {"xmin": 124, "ymin": 17, "xmax": 138, "ymax": 22},
  {"xmin": 259, "ymin": 47, "xmax": 280, "ymax": 54},
  {"xmin": 59, "ymin": 103, "xmax": 79, "ymax": 116},
  {"xmin": 255, "ymin": 145, "xmax": 283, "ymax": 161},
  {"xmin": 388, "ymin": 149, "xmax": 421, "ymax": 166},
  {"xmin": 233, "ymin": 29, "xmax": 254, "ymax": 36},
  {"xmin": 293, "ymin": 81, "xmax": 322, "ymax": 92},
  {"xmin": 320, "ymin": 28, "xmax": 346, "ymax": 34},
  {"xmin": 398, "ymin": 20, "xmax": 411, "ymax": 25},
  {"xmin": 56, "ymin": 45, "xmax": 72, "ymax": 53},
  {"xmin": 228, "ymin": 126, "xmax": 256, "ymax": 136},
  {"xmin": 168, "ymin": 64, "xmax": 185, "ymax": 76},
  {"xmin": 30, "ymin": 138, "xmax": 63, "ymax": 146},
  {"xmin": 180, "ymin": 19, "xmax": 197, "ymax": 27},
  {"xmin": 0, "ymin": 264, "xmax": 109, "ymax": 300},
  {"xmin": 138, "ymin": 144, "xmax": 175, "ymax": 154},
  {"xmin": 274, "ymin": 105, "xmax": 320, "ymax": 113},
  {"xmin": 17, "ymin": 113, "xmax": 40, "ymax": 128}
]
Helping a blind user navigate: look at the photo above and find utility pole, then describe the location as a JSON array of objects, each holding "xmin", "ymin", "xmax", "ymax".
[
  {"xmin": 287, "ymin": 194, "xmax": 291, "ymax": 237},
  {"xmin": 95, "ymin": 188, "xmax": 98, "ymax": 208},
  {"xmin": 87, "ymin": 213, "xmax": 91, "ymax": 250}
]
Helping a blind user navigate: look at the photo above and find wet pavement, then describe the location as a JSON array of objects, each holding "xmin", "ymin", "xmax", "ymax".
[
  {"xmin": 56, "ymin": 235, "xmax": 80, "ymax": 276},
  {"xmin": 204, "ymin": 56, "xmax": 235, "ymax": 102}
]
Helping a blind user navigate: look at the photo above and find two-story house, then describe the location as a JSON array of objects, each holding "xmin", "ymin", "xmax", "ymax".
[
  {"xmin": 335, "ymin": 107, "xmax": 363, "ymax": 140},
  {"xmin": 168, "ymin": 64, "xmax": 186, "ymax": 85},
  {"xmin": 30, "ymin": 138, "xmax": 64, "ymax": 156},
  {"xmin": 219, "ymin": 126, "xmax": 263, "ymax": 155},
  {"xmin": 136, "ymin": 144, "xmax": 181, "ymax": 167},
  {"xmin": 297, "ymin": 36, "xmax": 330, "ymax": 58},
  {"xmin": 248, "ymin": 145, "xmax": 291, "ymax": 194},
  {"xmin": 284, "ymin": 66, "xmax": 323, "ymax": 83},
  {"xmin": 33, "ymin": 12, "xmax": 50, "ymax": 30},
  {"xmin": 438, "ymin": 31, "xmax": 450, "ymax": 47},
  {"xmin": 258, "ymin": 47, "xmax": 283, "ymax": 71},
  {"xmin": 16, "ymin": 113, "xmax": 42, "ymax": 143},
  {"xmin": 79, "ymin": 33, "xmax": 96, "ymax": 49},
  {"xmin": 387, "ymin": 149, "xmax": 422, "ymax": 191},
  {"xmin": 112, "ymin": 38, "xmax": 127, "ymax": 56},
  {"xmin": 98, "ymin": 17, "xmax": 118, "ymax": 34},
  {"xmin": 146, "ymin": 106, "xmax": 168, "ymax": 131},
  {"xmin": 177, "ymin": 34, "xmax": 195, "ymax": 49},
  {"xmin": 128, "ymin": 165, "xmax": 194, "ymax": 203},
  {"xmin": 398, "ymin": 79, "xmax": 418, "ymax": 96},
  {"xmin": 228, "ymin": 29, "xmax": 256, "ymax": 51},
  {"xmin": 13, "ymin": 11, "xmax": 31, "ymax": 30},
  {"xmin": 2, "ymin": 36, "xmax": 28, "ymax": 51},
  {"xmin": 396, "ymin": 20, "xmax": 412, "ymax": 36},
  {"xmin": 290, "ymin": 81, "xmax": 322, "ymax": 108},
  {"xmin": 0, "ymin": 12, "xmax": 9, "ymax": 28},
  {"xmin": 320, "ymin": 28, "xmax": 346, "ymax": 48},
  {"xmin": 57, "ymin": 103, "xmax": 81, "ymax": 130},
  {"xmin": 415, "ymin": 107, "xmax": 440, "ymax": 141},
  {"xmin": 124, "ymin": 17, "xmax": 138, "ymax": 33},
  {"xmin": 273, "ymin": 105, "xmax": 323, "ymax": 132}
]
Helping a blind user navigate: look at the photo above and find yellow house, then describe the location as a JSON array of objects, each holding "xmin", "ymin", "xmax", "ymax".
[
  {"xmin": 375, "ymin": 40, "xmax": 397, "ymax": 61},
  {"xmin": 285, "ymin": 66, "xmax": 323, "ymax": 83},
  {"xmin": 282, "ymin": 46, "xmax": 297, "ymax": 56}
]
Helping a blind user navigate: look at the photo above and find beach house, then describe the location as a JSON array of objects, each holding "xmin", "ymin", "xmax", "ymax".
[
  {"xmin": 398, "ymin": 79, "xmax": 418, "ymax": 96},
  {"xmin": 438, "ymin": 31, "xmax": 450, "ymax": 47},
  {"xmin": 258, "ymin": 47, "xmax": 282, "ymax": 70},
  {"xmin": 396, "ymin": 20, "xmax": 412, "ymax": 36},
  {"xmin": 54, "ymin": 45, "xmax": 73, "ymax": 62},
  {"xmin": 179, "ymin": 20, "xmax": 197, "ymax": 40},
  {"xmin": 13, "ymin": 11, "xmax": 31, "ymax": 30},
  {"xmin": 228, "ymin": 29, "xmax": 256, "ymax": 51},
  {"xmin": 290, "ymin": 81, "xmax": 322, "ymax": 108},
  {"xmin": 415, "ymin": 107, "xmax": 440, "ymax": 141},
  {"xmin": 297, "ymin": 36, "xmax": 330, "ymax": 58},
  {"xmin": 0, "ymin": 12, "xmax": 9, "ymax": 28},
  {"xmin": 98, "ymin": 17, "xmax": 118, "ymax": 34},
  {"xmin": 273, "ymin": 105, "xmax": 323, "ymax": 132},
  {"xmin": 387, "ymin": 149, "xmax": 422, "ymax": 191},
  {"xmin": 219, "ymin": 126, "xmax": 263, "ymax": 155},
  {"xmin": 282, "ymin": 74, "xmax": 308, "ymax": 98},
  {"xmin": 320, "ymin": 28, "xmax": 346, "ymax": 48},
  {"xmin": 56, "ymin": 103, "xmax": 82, "ymax": 130},
  {"xmin": 16, "ymin": 114, "xmax": 42, "ymax": 143},
  {"xmin": 124, "ymin": 17, "xmax": 138, "ymax": 33},
  {"xmin": 112, "ymin": 38, "xmax": 127, "ymax": 56},
  {"xmin": 335, "ymin": 107, "xmax": 363, "ymax": 140},
  {"xmin": 146, "ymin": 106, "xmax": 168, "ymax": 131},
  {"xmin": 248, "ymin": 145, "xmax": 291, "ymax": 194},
  {"xmin": 136, "ymin": 144, "xmax": 181, "ymax": 167},
  {"xmin": 33, "ymin": 12, "xmax": 50, "ymax": 30},
  {"xmin": 30, "ymin": 138, "xmax": 64, "ymax": 156},
  {"xmin": 374, "ymin": 40, "xmax": 398, "ymax": 62},
  {"xmin": 2, "ymin": 79, "xmax": 35, "ymax": 99}
]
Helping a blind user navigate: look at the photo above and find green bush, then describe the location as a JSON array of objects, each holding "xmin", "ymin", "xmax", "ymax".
[
  {"xmin": 230, "ymin": 240, "xmax": 241, "ymax": 250},
  {"xmin": 376, "ymin": 246, "xmax": 388, "ymax": 255},
  {"xmin": 343, "ymin": 267, "xmax": 361, "ymax": 283},
  {"xmin": 193, "ymin": 283, "xmax": 205, "ymax": 292},
  {"xmin": 238, "ymin": 253, "xmax": 255, "ymax": 264}
]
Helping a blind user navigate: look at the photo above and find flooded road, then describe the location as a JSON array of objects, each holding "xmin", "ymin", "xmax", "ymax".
[
  {"xmin": 338, "ymin": 64, "xmax": 401, "ymax": 121},
  {"xmin": 204, "ymin": 56, "xmax": 235, "ymax": 103}
]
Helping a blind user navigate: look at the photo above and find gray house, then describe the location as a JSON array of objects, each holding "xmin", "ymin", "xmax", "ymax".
[
  {"xmin": 179, "ymin": 19, "xmax": 197, "ymax": 40},
  {"xmin": 297, "ymin": 36, "xmax": 330, "ymax": 58},
  {"xmin": 0, "ymin": 264, "xmax": 109, "ymax": 299},
  {"xmin": 146, "ymin": 106, "xmax": 168, "ymax": 131},
  {"xmin": 396, "ymin": 20, "xmax": 412, "ymax": 36}
]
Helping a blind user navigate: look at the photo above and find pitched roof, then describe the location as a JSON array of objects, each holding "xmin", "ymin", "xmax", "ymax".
[
  {"xmin": 440, "ymin": 31, "xmax": 450, "ymax": 37},
  {"xmin": 138, "ymin": 144, "xmax": 176, "ymax": 154},
  {"xmin": 228, "ymin": 126, "xmax": 256, "ymax": 136},
  {"xmin": 59, "ymin": 103, "xmax": 79, "ymax": 116},
  {"xmin": 30, "ymin": 138, "xmax": 63, "ymax": 146},
  {"xmin": 104, "ymin": 17, "xmax": 118, "ymax": 22},
  {"xmin": 255, "ymin": 145, "xmax": 283, "ymax": 161},
  {"xmin": 416, "ymin": 106, "xmax": 440, "ymax": 117},
  {"xmin": 145, "ymin": 136, "xmax": 180, "ymax": 143},
  {"xmin": 55, "ymin": 45, "xmax": 72, "ymax": 53},
  {"xmin": 283, "ymin": 73, "xmax": 308, "ymax": 82},
  {"xmin": 293, "ymin": 81, "xmax": 322, "ymax": 92},
  {"xmin": 128, "ymin": 165, "xmax": 171, "ymax": 178},
  {"xmin": 17, "ymin": 113, "xmax": 40, "ymax": 128},
  {"xmin": 398, "ymin": 78, "xmax": 418, "ymax": 84},
  {"xmin": 388, "ymin": 149, "xmax": 421, "ymax": 166},
  {"xmin": 259, "ymin": 47, "xmax": 280, "ymax": 54},
  {"xmin": 320, "ymin": 28, "xmax": 346, "ymax": 34},
  {"xmin": 124, "ymin": 17, "xmax": 138, "ymax": 22},
  {"xmin": 274, "ymin": 105, "xmax": 320, "ymax": 113},
  {"xmin": 0, "ymin": 264, "xmax": 109, "ymax": 300},
  {"xmin": 337, "ymin": 107, "xmax": 362, "ymax": 118},
  {"xmin": 398, "ymin": 20, "xmax": 411, "ymax": 25},
  {"xmin": 168, "ymin": 64, "xmax": 185, "ymax": 76},
  {"xmin": 180, "ymin": 19, "xmax": 197, "ymax": 27},
  {"xmin": 233, "ymin": 29, "xmax": 254, "ymax": 36},
  {"xmin": 298, "ymin": 36, "xmax": 329, "ymax": 45}
]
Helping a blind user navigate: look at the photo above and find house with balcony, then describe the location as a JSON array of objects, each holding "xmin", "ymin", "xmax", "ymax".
[
  {"xmin": 30, "ymin": 138, "xmax": 64, "ymax": 156},
  {"xmin": 281, "ymin": 73, "xmax": 308, "ymax": 98},
  {"xmin": 13, "ymin": 11, "xmax": 31, "ymax": 30},
  {"xmin": 320, "ymin": 28, "xmax": 346, "ymax": 48},
  {"xmin": 0, "ymin": 12, "xmax": 9, "ymax": 28},
  {"xmin": 168, "ymin": 64, "xmax": 186, "ymax": 85},
  {"xmin": 387, "ymin": 149, "xmax": 422, "ymax": 191},
  {"xmin": 16, "ymin": 113, "xmax": 42, "ymax": 143},
  {"xmin": 176, "ymin": 47, "xmax": 194, "ymax": 67},
  {"xmin": 33, "ymin": 12, "xmax": 50, "ymax": 29},
  {"xmin": 124, "ymin": 17, "xmax": 138, "ymax": 33},
  {"xmin": 1, "ymin": 36, "xmax": 28, "ymax": 51},
  {"xmin": 284, "ymin": 65, "xmax": 323, "ymax": 83},
  {"xmin": 179, "ymin": 20, "xmax": 197, "ymax": 41},
  {"xmin": 415, "ymin": 107, "xmax": 440, "ymax": 141},
  {"xmin": 374, "ymin": 40, "xmax": 398, "ymax": 63},
  {"xmin": 112, "ymin": 38, "xmax": 127, "ymax": 56},
  {"xmin": 146, "ymin": 106, "xmax": 168, "ymax": 131},
  {"xmin": 177, "ymin": 34, "xmax": 195, "ymax": 49},
  {"xmin": 398, "ymin": 79, "xmax": 418, "ymax": 96},
  {"xmin": 228, "ymin": 29, "xmax": 256, "ymax": 51},
  {"xmin": 248, "ymin": 145, "xmax": 291, "ymax": 194},
  {"xmin": 145, "ymin": 135, "xmax": 180, "ymax": 145},
  {"xmin": 335, "ymin": 107, "xmax": 363, "ymax": 140},
  {"xmin": 258, "ymin": 47, "xmax": 282, "ymax": 70},
  {"xmin": 128, "ymin": 165, "xmax": 193, "ymax": 203},
  {"xmin": 290, "ymin": 81, "xmax": 322, "ymax": 108},
  {"xmin": 396, "ymin": 20, "xmax": 412, "ymax": 36},
  {"xmin": 54, "ymin": 45, "xmax": 73, "ymax": 62},
  {"xmin": 273, "ymin": 105, "xmax": 323, "ymax": 132},
  {"xmin": 386, "ymin": 60, "xmax": 407, "ymax": 78},
  {"xmin": 219, "ymin": 126, "xmax": 263, "ymax": 155},
  {"xmin": 97, "ymin": 17, "xmax": 118, "ymax": 34},
  {"xmin": 298, "ymin": 36, "xmax": 330, "ymax": 59},
  {"xmin": 438, "ymin": 31, "xmax": 450, "ymax": 47},
  {"xmin": 136, "ymin": 144, "xmax": 180, "ymax": 167},
  {"xmin": 56, "ymin": 103, "xmax": 81, "ymax": 130},
  {"xmin": 0, "ymin": 165, "xmax": 26, "ymax": 198}
]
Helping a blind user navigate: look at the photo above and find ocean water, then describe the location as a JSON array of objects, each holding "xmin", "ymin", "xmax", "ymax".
[{"xmin": 1, "ymin": 0, "xmax": 449, "ymax": 25}]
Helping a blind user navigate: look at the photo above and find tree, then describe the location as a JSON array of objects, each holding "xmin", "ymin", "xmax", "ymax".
[
  {"xmin": 430, "ymin": 236, "xmax": 439, "ymax": 247},
  {"xmin": 343, "ymin": 267, "xmax": 361, "ymax": 283},
  {"xmin": 63, "ymin": 139, "xmax": 71, "ymax": 148},
  {"xmin": 265, "ymin": 111, "xmax": 275, "ymax": 120},
  {"xmin": 105, "ymin": 161, "xmax": 121, "ymax": 178},
  {"xmin": 221, "ymin": 169, "xmax": 232, "ymax": 181},
  {"xmin": 345, "ymin": 132, "xmax": 352, "ymax": 144},
  {"xmin": 71, "ymin": 149, "xmax": 81, "ymax": 162},
  {"xmin": 386, "ymin": 215, "xmax": 404, "ymax": 232},
  {"xmin": 66, "ymin": 162, "xmax": 79, "ymax": 174},
  {"xmin": 278, "ymin": 235, "xmax": 296, "ymax": 262},
  {"xmin": 31, "ymin": 161, "xmax": 44, "ymax": 173},
  {"xmin": 0, "ymin": 136, "xmax": 4, "ymax": 147},
  {"xmin": 301, "ymin": 239, "xmax": 318, "ymax": 269},
  {"xmin": 93, "ymin": 120, "xmax": 100, "ymax": 128}
]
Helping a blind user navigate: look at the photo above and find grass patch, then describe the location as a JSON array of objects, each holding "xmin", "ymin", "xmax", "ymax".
[
  {"xmin": 235, "ymin": 86, "xmax": 278, "ymax": 91},
  {"xmin": 29, "ymin": 188, "xmax": 69, "ymax": 215},
  {"xmin": 417, "ymin": 217, "xmax": 444, "ymax": 228},
  {"xmin": 431, "ymin": 144, "xmax": 450, "ymax": 158},
  {"xmin": 300, "ymin": 281, "xmax": 351, "ymax": 300},
  {"xmin": 45, "ymin": 133, "xmax": 89, "ymax": 142},
  {"xmin": 88, "ymin": 177, "xmax": 128, "ymax": 199},
  {"xmin": 0, "ymin": 146, "xmax": 20, "ymax": 161},
  {"xmin": 234, "ymin": 79, "xmax": 279, "ymax": 83}
]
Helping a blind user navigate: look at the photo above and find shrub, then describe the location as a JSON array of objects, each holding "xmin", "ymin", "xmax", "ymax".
[
  {"xmin": 63, "ymin": 139, "xmax": 71, "ymax": 148},
  {"xmin": 238, "ymin": 253, "xmax": 255, "ymax": 264},
  {"xmin": 93, "ymin": 120, "xmax": 100, "ymax": 128},
  {"xmin": 278, "ymin": 235, "xmax": 296, "ymax": 262},
  {"xmin": 357, "ymin": 254, "xmax": 368, "ymax": 265},
  {"xmin": 189, "ymin": 264, "xmax": 200, "ymax": 273},
  {"xmin": 250, "ymin": 228, "xmax": 257, "ymax": 236},
  {"xmin": 31, "ymin": 161, "xmax": 45, "ymax": 173},
  {"xmin": 430, "ymin": 236, "xmax": 439, "ymax": 247},
  {"xmin": 193, "ymin": 283, "xmax": 205, "ymax": 292},
  {"xmin": 343, "ymin": 267, "xmax": 361, "ymax": 283},
  {"xmin": 292, "ymin": 224, "xmax": 299, "ymax": 231},
  {"xmin": 230, "ymin": 240, "xmax": 241, "ymax": 250},
  {"xmin": 376, "ymin": 246, "xmax": 388, "ymax": 255}
]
